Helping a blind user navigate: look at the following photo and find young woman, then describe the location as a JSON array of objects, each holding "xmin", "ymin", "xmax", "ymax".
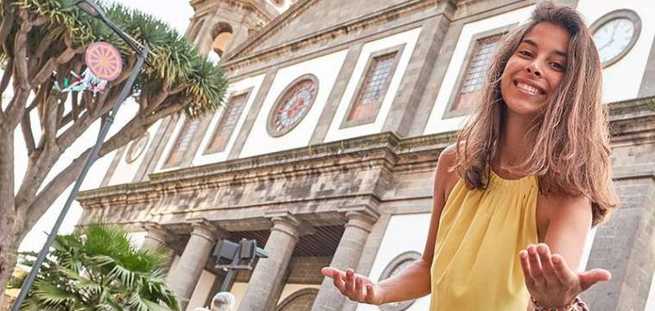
[{"xmin": 321, "ymin": 2, "xmax": 618, "ymax": 310}]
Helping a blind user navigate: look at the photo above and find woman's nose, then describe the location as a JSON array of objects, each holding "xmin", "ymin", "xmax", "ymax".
[{"xmin": 526, "ymin": 62, "xmax": 542, "ymax": 77}]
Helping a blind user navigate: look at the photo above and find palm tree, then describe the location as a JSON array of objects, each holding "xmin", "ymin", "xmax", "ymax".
[{"xmin": 15, "ymin": 225, "xmax": 179, "ymax": 311}]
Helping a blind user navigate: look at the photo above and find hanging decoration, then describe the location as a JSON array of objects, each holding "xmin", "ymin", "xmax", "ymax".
[{"xmin": 54, "ymin": 42, "xmax": 123, "ymax": 95}]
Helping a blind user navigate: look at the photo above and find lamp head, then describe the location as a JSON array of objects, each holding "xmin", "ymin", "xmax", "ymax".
[{"xmin": 74, "ymin": 0, "xmax": 103, "ymax": 17}]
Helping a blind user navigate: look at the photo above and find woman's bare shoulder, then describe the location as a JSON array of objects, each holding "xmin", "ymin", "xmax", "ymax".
[
  {"xmin": 435, "ymin": 144, "xmax": 460, "ymax": 200},
  {"xmin": 437, "ymin": 145, "xmax": 458, "ymax": 176}
]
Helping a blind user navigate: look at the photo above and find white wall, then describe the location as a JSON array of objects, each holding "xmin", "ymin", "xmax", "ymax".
[
  {"xmin": 106, "ymin": 119, "xmax": 164, "ymax": 186},
  {"xmin": 356, "ymin": 213, "xmax": 432, "ymax": 311},
  {"xmin": 324, "ymin": 27, "xmax": 422, "ymax": 143},
  {"xmin": 230, "ymin": 282, "xmax": 249, "ymax": 310},
  {"xmin": 645, "ymin": 273, "xmax": 655, "ymax": 311},
  {"xmin": 277, "ymin": 283, "xmax": 321, "ymax": 305},
  {"xmin": 187, "ymin": 270, "xmax": 217, "ymax": 310},
  {"xmin": 577, "ymin": 0, "xmax": 655, "ymax": 103},
  {"xmin": 193, "ymin": 74, "xmax": 266, "ymax": 166},
  {"xmin": 423, "ymin": 5, "xmax": 535, "ymax": 135},
  {"xmin": 239, "ymin": 49, "xmax": 348, "ymax": 158}
]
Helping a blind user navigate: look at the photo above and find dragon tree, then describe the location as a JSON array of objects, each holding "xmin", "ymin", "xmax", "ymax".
[{"xmin": 0, "ymin": 0, "xmax": 228, "ymax": 301}]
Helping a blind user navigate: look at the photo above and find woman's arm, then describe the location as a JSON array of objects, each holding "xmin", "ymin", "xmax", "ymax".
[
  {"xmin": 520, "ymin": 194, "xmax": 611, "ymax": 310},
  {"xmin": 375, "ymin": 145, "xmax": 457, "ymax": 302},
  {"xmin": 320, "ymin": 145, "xmax": 457, "ymax": 304}
]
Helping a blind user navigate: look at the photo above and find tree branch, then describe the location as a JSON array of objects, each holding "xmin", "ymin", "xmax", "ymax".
[
  {"xmin": 42, "ymin": 93, "xmax": 59, "ymax": 146},
  {"xmin": 21, "ymin": 111, "xmax": 36, "ymax": 155},
  {"xmin": 6, "ymin": 10, "xmax": 32, "ymax": 129},
  {"xmin": 0, "ymin": 58, "xmax": 13, "ymax": 96},
  {"xmin": 0, "ymin": 3, "xmax": 16, "ymax": 56},
  {"xmin": 31, "ymin": 47, "xmax": 83, "ymax": 86},
  {"xmin": 56, "ymin": 88, "xmax": 121, "ymax": 151},
  {"xmin": 169, "ymin": 84, "xmax": 187, "ymax": 96},
  {"xmin": 23, "ymin": 115, "xmax": 152, "ymax": 229},
  {"xmin": 145, "ymin": 97, "xmax": 185, "ymax": 124}
]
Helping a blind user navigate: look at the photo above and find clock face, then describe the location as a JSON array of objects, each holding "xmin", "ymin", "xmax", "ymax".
[
  {"xmin": 268, "ymin": 75, "xmax": 318, "ymax": 137},
  {"xmin": 591, "ymin": 10, "xmax": 641, "ymax": 68},
  {"xmin": 594, "ymin": 18, "xmax": 634, "ymax": 64}
]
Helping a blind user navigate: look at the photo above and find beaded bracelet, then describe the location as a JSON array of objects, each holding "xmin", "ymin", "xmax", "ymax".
[{"xmin": 530, "ymin": 296, "xmax": 589, "ymax": 311}]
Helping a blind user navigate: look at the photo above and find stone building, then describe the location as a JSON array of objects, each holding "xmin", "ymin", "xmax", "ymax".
[{"xmin": 76, "ymin": 0, "xmax": 655, "ymax": 310}]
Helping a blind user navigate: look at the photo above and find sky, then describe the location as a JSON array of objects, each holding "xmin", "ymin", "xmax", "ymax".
[
  {"xmin": 111, "ymin": 0, "xmax": 194, "ymax": 35},
  {"xmin": 18, "ymin": 0, "xmax": 194, "ymax": 253}
]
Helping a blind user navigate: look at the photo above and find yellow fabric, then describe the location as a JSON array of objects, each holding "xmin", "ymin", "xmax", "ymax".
[{"xmin": 430, "ymin": 171, "xmax": 539, "ymax": 310}]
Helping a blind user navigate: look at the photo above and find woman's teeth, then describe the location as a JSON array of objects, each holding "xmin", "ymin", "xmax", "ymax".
[{"xmin": 516, "ymin": 82, "xmax": 541, "ymax": 96}]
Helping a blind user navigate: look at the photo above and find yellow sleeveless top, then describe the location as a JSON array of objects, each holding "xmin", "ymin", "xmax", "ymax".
[{"xmin": 429, "ymin": 171, "xmax": 539, "ymax": 310}]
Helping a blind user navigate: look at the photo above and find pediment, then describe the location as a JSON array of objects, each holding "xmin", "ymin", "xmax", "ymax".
[{"xmin": 225, "ymin": 0, "xmax": 412, "ymax": 61}]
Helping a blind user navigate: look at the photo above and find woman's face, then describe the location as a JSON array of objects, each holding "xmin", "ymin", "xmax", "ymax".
[{"xmin": 500, "ymin": 22, "xmax": 570, "ymax": 116}]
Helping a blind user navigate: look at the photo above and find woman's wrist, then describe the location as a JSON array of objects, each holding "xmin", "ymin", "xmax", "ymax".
[{"xmin": 530, "ymin": 296, "xmax": 589, "ymax": 311}]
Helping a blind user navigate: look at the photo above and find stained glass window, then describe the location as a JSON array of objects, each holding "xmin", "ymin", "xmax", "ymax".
[
  {"xmin": 346, "ymin": 51, "xmax": 398, "ymax": 125},
  {"xmin": 163, "ymin": 117, "xmax": 202, "ymax": 168},
  {"xmin": 205, "ymin": 92, "xmax": 249, "ymax": 154},
  {"xmin": 450, "ymin": 33, "xmax": 503, "ymax": 114}
]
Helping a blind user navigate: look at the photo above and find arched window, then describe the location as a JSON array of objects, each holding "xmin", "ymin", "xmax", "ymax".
[{"xmin": 211, "ymin": 22, "xmax": 234, "ymax": 57}]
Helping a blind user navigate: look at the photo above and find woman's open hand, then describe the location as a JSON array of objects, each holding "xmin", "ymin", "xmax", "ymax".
[
  {"xmin": 519, "ymin": 243, "xmax": 611, "ymax": 307},
  {"xmin": 320, "ymin": 267, "xmax": 385, "ymax": 305}
]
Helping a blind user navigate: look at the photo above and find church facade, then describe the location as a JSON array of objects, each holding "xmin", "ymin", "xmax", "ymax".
[{"xmin": 77, "ymin": 0, "xmax": 655, "ymax": 310}]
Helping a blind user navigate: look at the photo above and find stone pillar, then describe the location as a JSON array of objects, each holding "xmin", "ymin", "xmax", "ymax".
[
  {"xmin": 311, "ymin": 210, "xmax": 379, "ymax": 311},
  {"xmin": 166, "ymin": 222, "xmax": 221, "ymax": 310},
  {"xmin": 237, "ymin": 215, "xmax": 303, "ymax": 311},
  {"xmin": 142, "ymin": 223, "xmax": 168, "ymax": 251},
  {"xmin": 141, "ymin": 223, "xmax": 175, "ymax": 273}
]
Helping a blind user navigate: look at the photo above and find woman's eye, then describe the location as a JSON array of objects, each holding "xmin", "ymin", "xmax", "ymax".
[
  {"xmin": 551, "ymin": 62, "xmax": 565, "ymax": 71},
  {"xmin": 518, "ymin": 50, "xmax": 533, "ymax": 57}
]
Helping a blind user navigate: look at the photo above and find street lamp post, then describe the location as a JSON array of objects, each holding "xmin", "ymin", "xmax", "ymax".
[
  {"xmin": 213, "ymin": 238, "xmax": 268, "ymax": 292},
  {"xmin": 11, "ymin": 1, "xmax": 148, "ymax": 310}
]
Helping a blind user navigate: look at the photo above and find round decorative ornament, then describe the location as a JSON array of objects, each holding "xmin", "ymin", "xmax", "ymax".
[
  {"xmin": 125, "ymin": 132, "xmax": 150, "ymax": 164},
  {"xmin": 85, "ymin": 42, "xmax": 123, "ymax": 81},
  {"xmin": 267, "ymin": 74, "xmax": 319, "ymax": 137}
]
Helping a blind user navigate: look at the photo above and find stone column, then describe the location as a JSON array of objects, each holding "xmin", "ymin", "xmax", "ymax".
[
  {"xmin": 141, "ymin": 223, "xmax": 175, "ymax": 273},
  {"xmin": 166, "ymin": 222, "xmax": 221, "ymax": 310},
  {"xmin": 311, "ymin": 210, "xmax": 379, "ymax": 311},
  {"xmin": 141, "ymin": 223, "xmax": 168, "ymax": 251},
  {"xmin": 237, "ymin": 215, "xmax": 303, "ymax": 311}
]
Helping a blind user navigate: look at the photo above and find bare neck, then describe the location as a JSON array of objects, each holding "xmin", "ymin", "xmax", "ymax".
[{"xmin": 494, "ymin": 110, "xmax": 536, "ymax": 177}]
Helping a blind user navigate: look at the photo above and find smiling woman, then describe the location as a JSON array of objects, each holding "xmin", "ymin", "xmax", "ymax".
[
  {"xmin": 321, "ymin": 2, "xmax": 618, "ymax": 310},
  {"xmin": 500, "ymin": 22, "xmax": 569, "ymax": 116}
]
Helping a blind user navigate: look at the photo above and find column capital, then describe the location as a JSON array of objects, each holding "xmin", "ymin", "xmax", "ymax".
[
  {"xmin": 140, "ymin": 222, "xmax": 169, "ymax": 245},
  {"xmin": 188, "ymin": 218, "xmax": 224, "ymax": 242},
  {"xmin": 266, "ymin": 211, "xmax": 315, "ymax": 239},
  {"xmin": 338, "ymin": 206, "xmax": 380, "ymax": 233}
]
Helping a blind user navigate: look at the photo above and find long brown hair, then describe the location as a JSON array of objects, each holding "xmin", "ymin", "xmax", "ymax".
[{"xmin": 455, "ymin": 1, "xmax": 617, "ymax": 225}]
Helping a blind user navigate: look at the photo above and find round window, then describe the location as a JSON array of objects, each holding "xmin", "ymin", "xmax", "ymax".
[
  {"xmin": 267, "ymin": 74, "xmax": 319, "ymax": 137},
  {"xmin": 378, "ymin": 251, "xmax": 421, "ymax": 311},
  {"xmin": 125, "ymin": 132, "xmax": 149, "ymax": 163}
]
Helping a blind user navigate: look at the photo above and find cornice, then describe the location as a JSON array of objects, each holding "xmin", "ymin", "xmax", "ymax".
[{"xmin": 608, "ymin": 96, "xmax": 655, "ymax": 145}]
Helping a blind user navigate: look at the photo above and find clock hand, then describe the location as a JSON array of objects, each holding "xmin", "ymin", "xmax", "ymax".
[{"xmin": 598, "ymin": 38, "xmax": 614, "ymax": 51}]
